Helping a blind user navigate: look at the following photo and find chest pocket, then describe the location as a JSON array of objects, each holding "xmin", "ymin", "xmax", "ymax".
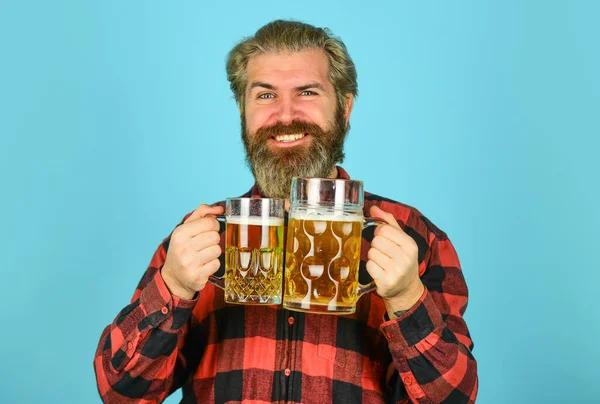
[{"xmin": 317, "ymin": 314, "xmax": 388, "ymax": 379}]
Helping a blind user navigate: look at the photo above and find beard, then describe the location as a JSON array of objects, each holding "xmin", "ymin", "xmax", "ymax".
[{"xmin": 241, "ymin": 108, "xmax": 349, "ymax": 199}]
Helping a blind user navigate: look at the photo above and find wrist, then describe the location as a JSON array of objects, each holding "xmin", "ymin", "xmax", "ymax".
[
  {"xmin": 160, "ymin": 266, "xmax": 196, "ymax": 300},
  {"xmin": 383, "ymin": 278, "xmax": 425, "ymax": 319}
]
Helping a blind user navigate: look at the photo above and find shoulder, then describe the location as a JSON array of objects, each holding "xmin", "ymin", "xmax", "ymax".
[{"xmin": 364, "ymin": 191, "xmax": 448, "ymax": 241}]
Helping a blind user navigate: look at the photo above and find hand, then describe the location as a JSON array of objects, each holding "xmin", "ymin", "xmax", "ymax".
[
  {"xmin": 161, "ymin": 204, "xmax": 224, "ymax": 299},
  {"xmin": 367, "ymin": 206, "xmax": 425, "ymax": 315}
]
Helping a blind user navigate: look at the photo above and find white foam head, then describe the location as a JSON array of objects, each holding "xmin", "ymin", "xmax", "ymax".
[
  {"xmin": 291, "ymin": 208, "xmax": 363, "ymax": 222},
  {"xmin": 227, "ymin": 216, "xmax": 284, "ymax": 226}
]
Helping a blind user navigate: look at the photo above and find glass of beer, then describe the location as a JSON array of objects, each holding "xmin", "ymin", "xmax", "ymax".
[
  {"xmin": 283, "ymin": 178, "xmax": 379, "ymax": 314},
  {"xmin": 208, "ymin": 198, "xmax": 285, "ymax": 305}
]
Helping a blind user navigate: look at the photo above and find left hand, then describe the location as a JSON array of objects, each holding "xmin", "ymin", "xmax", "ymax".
[{"xmin": 367, "ymin": 206, "xmax": 425, "ymax": 310}]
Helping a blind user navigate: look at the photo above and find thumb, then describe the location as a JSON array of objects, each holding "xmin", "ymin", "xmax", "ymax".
[
  {"xmin": 369, "ymin": 205, "xmax": 401, "ymax": 229},
  {"xmin": 184, "ymin": 204, "xmax": 224, "ymax": 224}
]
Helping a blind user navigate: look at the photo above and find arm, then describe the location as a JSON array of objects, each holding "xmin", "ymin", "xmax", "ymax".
[
  {"xmin": 93, "ymin": 241, "xmax": 198, "ymax": 403},
  {"xmin": 94, "ymin": 203, "xmax": 223, "ymax": 402},
  {"xmin": 381, "ymin": 234, "xmax": 478, "ymax": 403}
]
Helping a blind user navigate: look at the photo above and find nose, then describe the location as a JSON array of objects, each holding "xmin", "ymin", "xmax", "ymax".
[{"xmin": 275, "ymin": 95, "xmax": 300, "ymax": 124}]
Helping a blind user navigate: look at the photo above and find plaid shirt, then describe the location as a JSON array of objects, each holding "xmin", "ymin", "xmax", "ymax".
[{"xmin": 94, "ymin": 167, "xmax": 478, "ymax": 403}]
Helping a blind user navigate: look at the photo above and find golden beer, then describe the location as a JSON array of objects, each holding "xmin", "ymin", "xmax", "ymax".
[
  {"xmin": 284, "ymin": 213, "xmax": 363, "ymax": 314},
  {"xmin": 224, "ymin": 217, "xmax": 284, "ymax": 305}
]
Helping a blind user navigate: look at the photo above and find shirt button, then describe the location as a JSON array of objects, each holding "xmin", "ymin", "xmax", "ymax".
[
  {"xmin": 288, "ymin": 316, "xmax": 295, "ymax": 325},
  {"xmin": 386, "ymin": 331, "xmax": 392, "ymax": 338},
  {"xmin": 403, "ymin": 376, "xmax": 413, "ymax": 386},
  {"xmin": 284, "ymin": 369, "xmax": 291, "ymax": 377},
  {"xmin": 127, "ymin": 341, "xmax": 133, "ymax": 351},
  {"xmin": 161, "ymin": 306, "xmax": 169, "ymax": 315}
]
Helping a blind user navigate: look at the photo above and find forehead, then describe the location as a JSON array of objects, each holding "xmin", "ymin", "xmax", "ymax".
[{"xmin": 246, "ymin": 49, "xmax": 332, "ymax": 90}]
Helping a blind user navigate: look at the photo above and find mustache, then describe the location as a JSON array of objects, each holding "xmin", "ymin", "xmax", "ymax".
[{"xmin": 252, "ymin": 120, "xmax": 326, "ymax": 142}]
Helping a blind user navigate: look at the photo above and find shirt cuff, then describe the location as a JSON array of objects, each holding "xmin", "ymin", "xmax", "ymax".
[
  {"xmin": 380, "ymin": 288, "xmax": 445, "ymax": 350},
  {"xmin": 138, "ymin": 268, "xmax": 198, "ymax": 331}
]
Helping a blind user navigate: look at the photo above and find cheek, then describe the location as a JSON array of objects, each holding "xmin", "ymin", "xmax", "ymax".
[
  {"xmin": 300, "ymin": 102, "xmax": 336, "ymax": 127},
  {"xmin": 245, "ymin": 107, "xmax": 271, "ymax": 134}
]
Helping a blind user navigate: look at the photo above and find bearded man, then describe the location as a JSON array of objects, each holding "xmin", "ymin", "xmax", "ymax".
[{"xmin": 94, "ymin": 20, "xmax": 478, "ymax": 403}]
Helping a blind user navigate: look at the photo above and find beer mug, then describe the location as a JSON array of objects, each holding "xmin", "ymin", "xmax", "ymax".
[
  {"xmin": 283, "ymin": 178, "xmax": 379, "ymax": 314},
  {"xmin": 209, "ymin": 198, "xmax": 285, "ymax": 305}
]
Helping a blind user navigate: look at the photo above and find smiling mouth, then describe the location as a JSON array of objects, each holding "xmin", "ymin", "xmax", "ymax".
[{"xmin": 273, "ymin": 133, "xmax": 307, "ymax": 143}]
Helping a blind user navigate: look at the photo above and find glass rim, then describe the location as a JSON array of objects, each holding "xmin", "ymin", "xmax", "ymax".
[
  {"xmin": 291, "ymin": 177, "xmax": 364, "ymax": 186},
  {"xmin": 226, "ymin": 197, "xmax": 285, "ymax": 203}
]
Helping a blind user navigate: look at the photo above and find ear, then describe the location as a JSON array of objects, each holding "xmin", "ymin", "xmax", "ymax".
[{"xmin": 343, "ymin": 93, "xmax": 354, "ymax": 124}]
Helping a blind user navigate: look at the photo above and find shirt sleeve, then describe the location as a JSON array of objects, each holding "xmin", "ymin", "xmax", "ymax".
[
  {"xmin": 93, "ymin": 238, "xmax": 198, "ymax": 403},
  {"xmin": 380, "ymin": 230, "xmax": 478, "ymax": 403}
]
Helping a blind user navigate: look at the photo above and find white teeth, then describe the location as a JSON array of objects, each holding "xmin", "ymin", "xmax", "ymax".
[{"xmin": 275, "ymin": 133, "xmax": 306, "ymax": 143}]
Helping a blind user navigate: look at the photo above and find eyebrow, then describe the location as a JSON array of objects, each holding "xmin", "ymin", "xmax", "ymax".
[{"xmin": 248, "ymin": 81, "xmax": 326, "ymax": 93}]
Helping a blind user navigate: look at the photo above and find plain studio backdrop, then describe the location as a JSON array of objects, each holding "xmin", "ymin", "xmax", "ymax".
[{"xmin": 1, "ymin": 1, "xmax": 598, "ymax": 403}]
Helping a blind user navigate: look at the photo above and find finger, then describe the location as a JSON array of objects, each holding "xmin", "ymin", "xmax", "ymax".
[
  {"xmin": 184, "ymin": 204, "xmax": 224, "ymax": 224},
  {"xmin": 200, "ymin": 258, "xmax": 221, "ymax": 276},
  {"xmin": 365, "ymin": 259, "xmax": 386, "ymax": 281},
  {"xmin": 371, "ymin": 235, "xmax": 402, "ymax": 261},
  {"xmin": 194, "ymin": 244, "xmax": 222, "ymax": 267},
  {"xmin": 189, "ymin": 231, "xmax": 220, "ymax": 252},
  {"xmin": 180, "ymin": 217, "xmax": 221, "ymax": 238},
  {"xmin": 369, "ymin": 206, "xmax": 401, "ymax": 229},
  {"xmin": 373, "ymin": 224, "xmax": 415, "ymax": 252},
  {"xmin": 367, "ymin": 247, "xmax": 396, "ymax": 274}
]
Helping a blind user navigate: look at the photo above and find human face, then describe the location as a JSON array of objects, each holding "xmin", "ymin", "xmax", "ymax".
[{"xmin": 241, "ymin": 49, "xmax": 354, "ymax": 198}]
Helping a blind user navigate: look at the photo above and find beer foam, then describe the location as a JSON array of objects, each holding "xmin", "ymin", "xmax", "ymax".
[
  {"xmin": 226, "ymin": 216, "xmax": 284, "ymax": 226},
  {"xmin": 291, "ymin": 209, "xmax": 363, "ymax": 222}
]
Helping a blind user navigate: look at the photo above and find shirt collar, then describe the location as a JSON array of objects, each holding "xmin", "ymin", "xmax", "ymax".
[{"xmin": 243, "ymin": 165, "xmax": 351, "ymax": 198}]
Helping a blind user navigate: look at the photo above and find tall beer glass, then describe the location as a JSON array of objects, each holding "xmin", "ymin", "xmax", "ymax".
[
  {"xmin": 283, "ymin": 178, "xmax": 379, "ymax": 314},
  {"xmin": 209, "ymin": 198, "xmax": 285, "ymax": 305}
]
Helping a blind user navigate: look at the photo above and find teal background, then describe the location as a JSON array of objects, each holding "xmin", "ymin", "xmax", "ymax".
[{"xmin": 1, "ymin": 1, "xmax": 598, "ymax": 403}]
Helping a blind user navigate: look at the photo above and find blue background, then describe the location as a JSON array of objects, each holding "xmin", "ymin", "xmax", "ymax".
[{"xmin": 1, "ymin": 1, "xmax": 598, "ymax": 403}]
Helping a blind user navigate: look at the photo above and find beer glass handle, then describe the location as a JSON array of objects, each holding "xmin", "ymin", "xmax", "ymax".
[
  {"xmin": 207, "ymin": 214, "xmax": 227, "ymax": 290},
  {"xmin": 357, "ymin": 281, "xmax": 376, "ymax": 296},
  {"xmin": 357, "ymin": 216, "xmax": 384, "ymax": 297},
  {"xmin": 363, "ymin": 216, "xmax": 384, "ymax": 228}
]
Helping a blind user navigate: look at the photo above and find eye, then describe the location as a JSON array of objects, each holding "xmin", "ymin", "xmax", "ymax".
[
  {"xmin": 300, "ymin": 90, "xmax": 317, "ymax": 96},
  {"xmin": 258, "ymin": 93, "xmax": 275, "ymax": 99}
]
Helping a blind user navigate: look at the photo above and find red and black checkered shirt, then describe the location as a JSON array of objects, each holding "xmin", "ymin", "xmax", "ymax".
[{"xmin": 94, "ymin": 167, "xmax": 478, "ymax": 403}]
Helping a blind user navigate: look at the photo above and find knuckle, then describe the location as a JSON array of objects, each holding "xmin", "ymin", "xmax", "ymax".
[
  {"xmin": 213, "ymin": 244, "xmax": 222, "ymax": 256},
  {"xmin": 179, "ymin": 244, "xmax": 190, "ymax": 257},
  {"xmin": 201, "ymin": 218, "xmax": 218, "ymax": 232},
  {"xmin": 171, "ymin": 228, "xmax": 182, "ymax": 243},
  {"xmin": 208, "ymin": 259, "xmax": 221, "ymax": 272},
  {"xmin": 379, "ymin": 225, "xmax": 391, "ymax": 237}
]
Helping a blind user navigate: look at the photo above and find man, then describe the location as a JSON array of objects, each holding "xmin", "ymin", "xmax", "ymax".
[{"xmin": 94, "ymin": 20, "xmax": 478, "ymax": 403}]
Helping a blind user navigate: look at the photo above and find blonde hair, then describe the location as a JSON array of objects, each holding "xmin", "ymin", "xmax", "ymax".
[{"xmin": 226, "ymin": 20, "xmax": 358, "ymax": 111}]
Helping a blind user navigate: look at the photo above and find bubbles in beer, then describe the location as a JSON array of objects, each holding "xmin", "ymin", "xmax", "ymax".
[
  {"xmin": 301, "ymin": 256, "xmax": 325, "ymax": 279},
  {"xmin": 293, "ymin": 233, "xmax": 310, "ymax": 254},
  {"xmin": 312, "ymin": 280, "xmax": 336, "ymax": 304},
  {"xmin": 304, "ymin": 219, "xmax": 328, "ymax": 236},
  {"xmin": 259, "ymin": 249, "xmax": 273, "ymax": 271},
  {"xmin": 332, "ymin": 221, "xmax": 354, "ymax": 237},
  {"xmin": 329, "ymin": 256, "xmax": 351, "ymax": 282},
  {"xmin": 224, "ymin": 217, "xmax": 284, "ymax": 305},
  {"xmin": 239, "ymin": 248, "xmax": 252, "ymax": 271},
  {"xmin": 343, "ymin": 237, "xmax": 361, "ymax": 261},
  {"xmin": 284, "ymin": 212, "xmax": 363, "ymax": 314}
]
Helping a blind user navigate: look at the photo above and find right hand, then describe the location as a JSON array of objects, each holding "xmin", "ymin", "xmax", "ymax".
[{"xmin": 161, "ymin": 204, "xmax": 224, "ymax": 299}]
